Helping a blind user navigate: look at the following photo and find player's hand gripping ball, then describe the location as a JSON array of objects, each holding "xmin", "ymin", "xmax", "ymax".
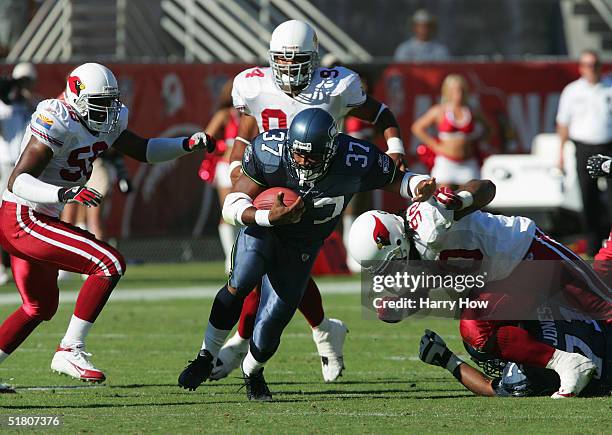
[{"xmin": 254, "ymin": 187, "xmax": 304, "ymax": 225}]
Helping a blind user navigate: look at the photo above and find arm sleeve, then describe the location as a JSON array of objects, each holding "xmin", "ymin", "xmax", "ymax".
[
  {"xmin": 358, "ymin": 146, "xmax": 397, "ymax": 191},
  {"xmin": 556, "ymin": 86, "xmax": 572, "ymax": 126},
  {"xmin": 28, "ymin": 108, "xmax": 70, "ymax": 154},
  {"xmin": 241, "ymin": 143, "xmax": 267, "ymax": 186},
  {"xmin": 343, "ymin": 72, "xmax": 367, "ymax": 110},
  {"xmin": 231, "ymin": 74, "xmax": 250, "ymax": 115}
]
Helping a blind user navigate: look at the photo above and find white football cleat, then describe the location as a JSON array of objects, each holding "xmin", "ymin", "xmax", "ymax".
[
  {"xmin": 51, "ymin": 345, "xmax": 106, "ymax": 383},
  {"xmin": 312, "ymin": 318, "xmax": 348, "ymax": 382},
  {"xmin": 550, "ymin": 352, "xmax": 596, "ymax": 398},
  {"xmin": 209, "ymin": 332, "xmax": 249, "ymax": 381}
]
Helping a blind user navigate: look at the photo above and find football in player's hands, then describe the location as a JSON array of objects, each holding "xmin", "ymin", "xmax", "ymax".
[
  {"xmin": 586, "ymin": 154, "xmax": 612, "ymax": 178},
  {"xmin": 253, "ymin": 187, "xmax": 299, "ymax": 210},
  {"xmin": 187, "ymin": 132, "xmax": 215, "ymax": 153},
  {"xmin": 419, "ymin": 329, "xmax": 454, "ymax": 367},
  {"xmin": 434, "ymin": 186, "xmax": 463, "ymax": 210},
  {"xmin": 58, "ymin": 186, "xmax": 103, "ymax": 207}
]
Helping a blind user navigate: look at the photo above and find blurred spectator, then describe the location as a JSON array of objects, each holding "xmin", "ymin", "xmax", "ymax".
[
  {"xmin": 556, "ymin": 50, "xmax": 612, "ymax": 256},
  {"xmin": 393, "ymin": 9, "xmax": 449, "ymax": 62},
  {"xmin": 0, "ymin": 62, "xmax": 37, "ymax": 284},
  {"xmin": 199, "ymin": 79, "xmax": 239, "ymax": 274},
  {"xmin": 411, "ymin": 74, "xmax": 490, "ymax": 189}
]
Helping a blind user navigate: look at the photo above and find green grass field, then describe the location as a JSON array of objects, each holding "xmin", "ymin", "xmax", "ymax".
[{"xmin": 0, "ymin": 263, "xmax": 609, "ymax": 433}]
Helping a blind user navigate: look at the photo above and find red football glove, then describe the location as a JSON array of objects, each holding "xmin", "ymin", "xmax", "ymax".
[
  {"xmin": 58, "ymin": 186, "xmax": 103, "ymax": 207},
  {"xmin": 434, "ymin": 186, "xmax": 463, "ymax": 210}
]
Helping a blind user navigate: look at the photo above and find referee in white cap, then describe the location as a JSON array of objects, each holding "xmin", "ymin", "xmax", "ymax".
[{"xmin": 557, "ymin": 50, "xmax": 612, "ymax": 256}]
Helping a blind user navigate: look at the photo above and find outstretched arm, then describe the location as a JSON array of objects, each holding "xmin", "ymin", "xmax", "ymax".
[
  {"xmin": 382, "ymin": 171, "xmax": 437, "ymax": 202},
  {"xmin": 434, "ymin": 179, "xmax": 496, "ymax": 220},
  {"xmin": 112, "ymin": 129, "xmax": 214, "ymax": 163},
  {"xmin": 349, "ymin": 95, "xmax": 406, "ymax": 168},
  {"xmin": 453, "ymin": 179, "xmax": 496, "ymax": 220},
  {"xmin": 419, "ymin": 329, "xmax": 495, "ymax": 397}
]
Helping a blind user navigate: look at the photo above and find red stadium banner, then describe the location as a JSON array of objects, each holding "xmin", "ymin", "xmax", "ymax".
[
  {"xmin": 1, "ymin": 62, "xmax": 609, "ymax": 238},
  {"xmin": 4, "ymin": 63, "xmax": 248, "ymax": 239}
]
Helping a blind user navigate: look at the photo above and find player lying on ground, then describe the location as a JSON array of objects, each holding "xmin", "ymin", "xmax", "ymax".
[
  {"xmin": 178, "ymin": 108, "xmax": 435, "ymax": 400},
  {"xmin": 0, "ymin": 63, "xmax": 212, "ymax": 385},
  {"xmin": 419, "ymin": 312, "xmax": 611, "ymax": 397},
  {"xmin": 348, "ymin": 180, "xmax": 611, "ymax": 397},
  {"xmin": 214, "ymin": 19, "xmax": 409, "ymax": 383}
]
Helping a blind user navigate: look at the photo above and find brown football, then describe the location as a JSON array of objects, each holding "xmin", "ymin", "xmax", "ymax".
[{"xmin": 253, "ymin": 187, "xmax": 300, "ymax": 210}]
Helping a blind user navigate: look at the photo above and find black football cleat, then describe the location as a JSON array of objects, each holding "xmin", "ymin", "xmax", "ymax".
[
  {"xmin": 242, "ymin": 367, "xmax": 272, "ymax": 401},
  {"xmin": 178, "ymin": 349, "xmax": 213, "ymax": 391}
]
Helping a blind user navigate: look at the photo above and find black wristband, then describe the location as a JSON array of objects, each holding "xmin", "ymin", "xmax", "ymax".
[
  {"xmin": 439, "ymin": 348, "xmax": 453, "ymax": 367},
  {"xmin": 57, "ymin": 187, "xmax": 67, "ymax": 202},
  {"xmin": 182, "ymin": 138, "xmax": 190, "ymax": 152}
]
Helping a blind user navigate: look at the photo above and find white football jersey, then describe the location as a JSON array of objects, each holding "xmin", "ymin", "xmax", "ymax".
[
  {"xmin": 406, "ymin": 198, "xmax": 536, "ymax": 281},
  {"xmin": 2, "ymin": 98, "xmax": 128, "ymax": 217},
  {"xmin": 232, "ymin": 66, "xmax": 366, "ymax": 132}
]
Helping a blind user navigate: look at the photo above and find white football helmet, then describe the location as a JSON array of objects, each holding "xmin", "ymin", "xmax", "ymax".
[
  {"xmin": 64, "ymin": 63, "xmax": 121, "ymax": 133},
  {"xmin": 348, "ymin": 210, "xmax": 410, "ymax": 270},
  {"xmin": 269, "ymin": 20, "xmax": 319, "ymax": 94}
]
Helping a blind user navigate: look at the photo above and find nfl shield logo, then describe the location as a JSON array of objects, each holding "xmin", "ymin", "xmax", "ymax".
[{"xmin": 301, "ymin": 253, "xmax": 310, "ymax": 262}]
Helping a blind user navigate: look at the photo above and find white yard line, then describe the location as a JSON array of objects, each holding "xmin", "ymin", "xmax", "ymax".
[{"xmin": 0, "ymin": 281, "xmax": 360, "ymax": 306}]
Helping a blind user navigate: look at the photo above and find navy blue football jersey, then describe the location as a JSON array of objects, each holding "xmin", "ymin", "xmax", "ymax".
[
  {"xmin": 242, "ymin": 129, "xmax": 397, "ymax": 247},
  {"xmin": 493, "ymin": 305, "xmax": 611, "ymax": 397}
]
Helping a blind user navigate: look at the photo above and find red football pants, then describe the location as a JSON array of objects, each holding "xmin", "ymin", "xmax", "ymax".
[{"xmin": 0, "ymin": 201, "xmax": 125, "ymax": 353}]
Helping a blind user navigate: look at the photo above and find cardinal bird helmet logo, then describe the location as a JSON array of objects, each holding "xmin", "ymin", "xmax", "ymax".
[
  {"xmin": 68, "ymin": 76, "xmax": 85, "ymax": 96},
  {"xmin": 372, "ymin": 215, "xmax": 391, "ymax": 250}
]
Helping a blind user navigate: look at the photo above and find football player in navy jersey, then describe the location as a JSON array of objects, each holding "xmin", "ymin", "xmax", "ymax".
[
  {"xmin": 178, "ymin": 108, "xmax": 435, "ymax": 400},
  {"xmin": 419, "ymin": 304, "xmax": 611, "ymax": 397}
]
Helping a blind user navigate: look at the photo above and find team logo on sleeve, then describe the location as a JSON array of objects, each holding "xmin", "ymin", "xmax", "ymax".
[
  {"xmin": 372, "ymin": 215, "xmax": 391, "ymax": 249},
  {"xmin": 68, "ymin": 76, "xmax": 86, "ymax": 96},
  {"xmin": 35, "ymin": 114, "xmax": 54, "ymax": 130},
  {"xmin": 244, "ymin": 145, "xmax": 253, "ymax": 163},
  {"xmin": 378, "ymin": 155, "xmax": 391, "ymax": 173}
]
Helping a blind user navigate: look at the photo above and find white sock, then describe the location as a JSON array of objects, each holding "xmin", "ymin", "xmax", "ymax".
[
  {"xmin": 0, "ymin": 350, "xmax": 10, "ymax": 363},
  {"xmin": 545, "ymin": 349, "xmax": 571, "ymax": 373},
  {"xmin": 202, "ymin": 322, "xmax": 230, "ymax": 357},
  {"xmin": 218, "ymin": 223, "xmax": 236, "ymax": 273},
  {"xmin": 241, "ymin": 350, "xmax": 264, "ymax": 376},
  {"xmin": 313, "ymin": 317, "xmax": 329, "ymax": 332},
  {"xmin": 229, "ymin": 330, "xmax": 249, "ymax": 344},
  {"xmin": 61, "ymin": 315, "xmax": 93, "ymax": 348}
]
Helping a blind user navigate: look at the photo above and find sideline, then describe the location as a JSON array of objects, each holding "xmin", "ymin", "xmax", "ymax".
[{"xmin": 0, "ymin": 281, "xmax": 360, "ymax": 306}]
